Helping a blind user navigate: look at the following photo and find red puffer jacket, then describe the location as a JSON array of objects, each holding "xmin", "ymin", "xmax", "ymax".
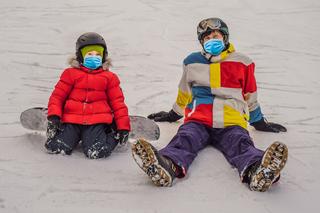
[{"xmin": 48, "ymin": 64, "xmax": 130, "ymax": 131}]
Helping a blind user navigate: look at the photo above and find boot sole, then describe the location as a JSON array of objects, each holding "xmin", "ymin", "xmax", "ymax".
[
  {"xmin": 250, "ymin": 141, "xmax": 288, "ymax": 192},
  {"xmin": 132, "ymin": 139, "xmax": 173, "ymax": 187}
]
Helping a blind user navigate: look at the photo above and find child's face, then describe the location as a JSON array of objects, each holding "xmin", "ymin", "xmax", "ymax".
[
  {"xmin": 85, "ymin": 50, "xmax": 102, "ymax": 57},
  {"xmin": 203, "ymin": 30, "xmax": 224, "ymax": 43}
]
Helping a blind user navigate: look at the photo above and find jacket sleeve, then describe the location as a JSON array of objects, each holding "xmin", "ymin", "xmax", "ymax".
[
  {"xmin": 172, "ymin": 64, "xmax": 192, "ymax": 116},
  {"xmin": 243, "ymin": 62, "xmax": 263, "ymax": 124},
  {"xmin": 47, "ymin": 69, "xmax": 74, "ymax": 118},
  {"xmin": 106, "ymin": 73, "xmax": 130, "ymax": 131}
]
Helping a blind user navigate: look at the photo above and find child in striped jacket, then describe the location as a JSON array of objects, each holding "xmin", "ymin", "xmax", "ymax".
[{"xmin": 132, "ymin": 18, "xmax": 288, "ymax": 192}]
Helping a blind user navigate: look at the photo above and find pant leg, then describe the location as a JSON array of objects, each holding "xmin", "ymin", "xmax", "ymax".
[
  {"xmin": 45, "ymin": 123, "xmax": 81, "ymax": 155},
  {"xmin": 81, "ymin": 124, "xmax": 118, "ymax": 159},
  {"xmin": 159, "ymin": 122, "xmax": 210, "ymax": 175},
  {"xmin": 211, "ymin": 126, "xmax": 264, "ymax": 177}
]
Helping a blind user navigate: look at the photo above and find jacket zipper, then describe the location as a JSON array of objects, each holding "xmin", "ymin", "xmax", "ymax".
[{"xmin": 83, "ymin": 74, "xmax": 89, "ymax": 124}]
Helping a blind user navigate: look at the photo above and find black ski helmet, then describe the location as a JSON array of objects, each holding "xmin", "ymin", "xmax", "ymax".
[
  {"xmin": 76, "ymin": 32, "xmax": 108, "ymax": 63},
  {"xmin": 197, "ymin": 18, "xmax": 229, "ymax": 45}
]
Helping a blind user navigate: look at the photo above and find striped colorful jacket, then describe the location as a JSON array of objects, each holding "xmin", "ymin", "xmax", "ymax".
[{"xmin": 172, "ymin": 44, "xmax": 263, "ymax": 129}]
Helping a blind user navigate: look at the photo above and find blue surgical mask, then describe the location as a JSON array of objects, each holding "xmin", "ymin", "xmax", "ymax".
[
  {"xmin": 203, "ymin": 39, "xmax": 225, "ymax": 56},
  {"xmin": 83, "ymin": 55, "xmax": 102, "ymax": 70}
]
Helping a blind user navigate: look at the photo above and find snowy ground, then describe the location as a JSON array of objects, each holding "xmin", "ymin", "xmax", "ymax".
[{"xmin": 1, "ymin": 0, "xmax": 320, "ymax": 212}]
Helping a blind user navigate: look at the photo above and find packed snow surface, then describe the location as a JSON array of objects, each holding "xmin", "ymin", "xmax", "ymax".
[{"xmin": 1, "ymin": 0, "xmax": 320, "ymax": 212}]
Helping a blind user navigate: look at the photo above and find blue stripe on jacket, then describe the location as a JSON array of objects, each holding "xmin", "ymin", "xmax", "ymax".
[
  {"xmin": 249, "ymin": 106, "xmax": 263, "ymax": 124},
  {"xmin": 183, "ymin": 52, "xmax": 210, "ymax": 65},
  {"xmin": 187, "ymin": 86, "xmax": 214, "ymax": 109}
]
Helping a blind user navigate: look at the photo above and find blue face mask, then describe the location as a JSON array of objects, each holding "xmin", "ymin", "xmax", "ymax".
[
  {"xmin": 203, "ymin": 39, "xmax": 225, "ymax": 56},
  {"xmin": 83, "ymin": 55, "xmax": 102, "ymax": 70}
]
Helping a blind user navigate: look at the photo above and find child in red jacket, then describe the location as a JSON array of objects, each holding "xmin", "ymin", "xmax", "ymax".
[{"xmin": 45, "ymin": 32, "xmax": 130, "ymax": 159}]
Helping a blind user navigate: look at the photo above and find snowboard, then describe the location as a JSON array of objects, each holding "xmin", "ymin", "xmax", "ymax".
[{"xmin": 20, "ymin": 107, "xmax": 160, "ymax": 141}]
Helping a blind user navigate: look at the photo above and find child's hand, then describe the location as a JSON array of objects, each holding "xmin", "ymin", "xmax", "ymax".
[
  {"xmin": 148, "ymin": 109, "xmax": 183, "ymax": 122},
  {"xmin": 115, "ymin": 130, "xmax": 129, "ymax": 145},
  {"xmin": 251, "ymin": 118, "xmax": 287, "ymax": 133},
  {"xmin": 46, "ymin": 115, "xmax": 61, "ymax": 140}
]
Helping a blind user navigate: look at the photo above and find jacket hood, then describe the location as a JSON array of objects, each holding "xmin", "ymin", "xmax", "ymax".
[{"xmin": 68, "ymin": 55, "xmax": 112, "ymax": 71}]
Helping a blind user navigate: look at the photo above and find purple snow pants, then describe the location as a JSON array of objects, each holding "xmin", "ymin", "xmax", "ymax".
[{"xmin": 159, "ymin": 122, "xmax": 264, "ymax": 178}]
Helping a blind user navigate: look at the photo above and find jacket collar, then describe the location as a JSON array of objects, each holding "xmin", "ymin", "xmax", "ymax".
[
  {"xmin": 79, "ymin": 65, "xmax": 104, "ymax": 73},
  {"xmin": 201, "ymin": 43, "xmax": 235, "ymax": 63}
]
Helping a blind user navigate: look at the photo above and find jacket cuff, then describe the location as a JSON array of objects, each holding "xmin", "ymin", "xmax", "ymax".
[
  {"xmin": 115, "ymin": 117, "xmax": 131, "ymax": 131},
  {"xmin": 172, "ymin": 103, "xmax": 184, "ymax": 116},
  {"xmin": 249, "ymin": 106, "xmax": 263, "ymax": 124}
]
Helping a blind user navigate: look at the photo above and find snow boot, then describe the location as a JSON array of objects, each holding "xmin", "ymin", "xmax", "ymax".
[
  {"xmin": 132, "ymin": 138, "xmax": 177, "ymax": 187},
  {"xmin": 249, "ymin": 141, "xmax": 288, "ymax": 192}
]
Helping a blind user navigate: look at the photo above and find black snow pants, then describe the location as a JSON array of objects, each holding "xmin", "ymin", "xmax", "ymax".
[{"xmin": 45, "ymin": 123, "xmax": 118, "ymax": 159}]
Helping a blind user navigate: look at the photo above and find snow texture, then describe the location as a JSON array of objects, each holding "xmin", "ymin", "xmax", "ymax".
[{"xmin": 1, "ymin": 0, "xmax": 320, "ymax": 212}]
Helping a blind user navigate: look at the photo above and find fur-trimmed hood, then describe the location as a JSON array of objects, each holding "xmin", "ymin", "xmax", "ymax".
[{"xmin": 68, "ymin": 55, "xmax": 112, "ymax": 71}]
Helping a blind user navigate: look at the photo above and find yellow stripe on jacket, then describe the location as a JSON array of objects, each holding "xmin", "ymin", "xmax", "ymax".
[
  {"xmin": 176, "ymin": 89, "xmax": 192, "ymax": 110},
  {"xmin": 210, "ymin": 63, "xmax": 221, "ymax": 88}
]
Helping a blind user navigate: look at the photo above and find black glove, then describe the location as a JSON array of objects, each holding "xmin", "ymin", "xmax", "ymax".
[
  {"xmin": 46, "ymin": 115, "xmax": 61, "ymax": 140},
  {"xmin": 114, "ymin": 130, "xmax": 129, "ymax": 145},
  {"xmin": 251, "ymin": 118, "xmax": 287, "ymax": 133},
  {"xmin": 147, "ymin": 109, "xmax": 183, "ymax": 122}
]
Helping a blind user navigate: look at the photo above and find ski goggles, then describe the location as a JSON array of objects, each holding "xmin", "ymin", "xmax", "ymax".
[{"xmin": 197, "ymin": 18, "xmax": 222, "ymax": 35}]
